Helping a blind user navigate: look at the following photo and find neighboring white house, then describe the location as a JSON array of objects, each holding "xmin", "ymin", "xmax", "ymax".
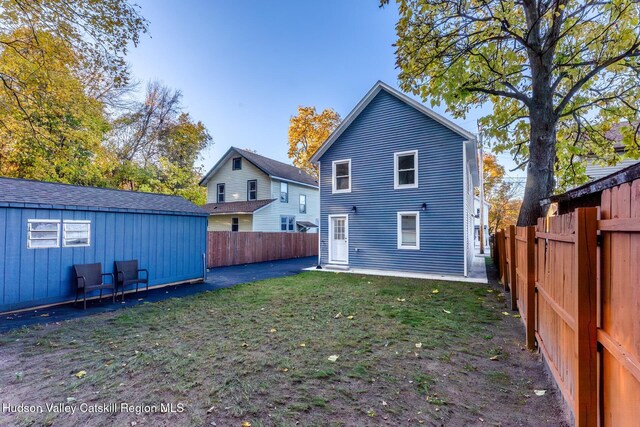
[
  {"xmin": 473, "ymin": 196, "xmax": 490, "ymax": 249},
  {"xmin": 199, "ymin": 147, "xmax": 319, "ymax": 232}
]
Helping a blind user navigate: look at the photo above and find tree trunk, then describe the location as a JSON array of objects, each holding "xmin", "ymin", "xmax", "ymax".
[{"xmin": 517, "ymin": 106, "xmax": 557, "ymax": 226}]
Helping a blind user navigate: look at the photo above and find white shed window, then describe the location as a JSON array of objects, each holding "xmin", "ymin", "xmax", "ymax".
[
  {"xmin": 27, "ymin": 220, "xmax": 60, "ymax": 249},
  {"xmin": 63, "ymin": 220, "xmax": 91, "ymax": 247},
  {"xmin": 332, "ymin": 159, "xmax": 351, "ymax": 193},
  {"xmin": 397, "ymin": 212, "xmax": 420, "ymax": 250},
  {"xmin": 394, "ymin": 150, "xmax": 418, "ymax": 189}
]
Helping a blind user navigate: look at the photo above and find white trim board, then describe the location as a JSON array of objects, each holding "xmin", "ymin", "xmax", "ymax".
[{"xmin": 304, "ymin": 266, "xmax": 488, "ymax": 284}]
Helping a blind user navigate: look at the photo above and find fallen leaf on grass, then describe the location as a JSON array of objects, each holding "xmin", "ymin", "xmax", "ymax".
[
  {"xmin": 242, "ymin": 422, "xmax": 251, "ymax": 427},
  {"xmin": 269, "ymin": 328, "xmax": 277, "ymax": 333},
  {"xmin": 74, "ymin": 370, "xmax": 86, "ymax": 379},
  {"xmin": 282, "ymin": 368, "xmax": 289, "ymax": 372},
  {"xmin": 432, "ymin": 289, "xmax": 439, "ymax": 294},
  {"xmin": 513, "ymin": 314, "xmax": 521, "ymax": 318},
  {"xmin": 489, "ymin": 355, "xmax": 499, "ymax": 361},
  {"xmin": 206, "ymin": 405, "xmax": 215, "ymax": 414},
  {"xmin": 502, "ymin": 312, "xmax": 510, "ymax": 316},
  {"xmin": 396, "ymin": 298, "xmax": 406, "ymax": 302},
  {"xmin": 415, "ymin": 342, "xmax": 422, "ymax": 348},
  {"xmin": 382, "ymin": 400, "xmax": 388, "ymax": 406},
  {"xmin": 487, "ymin": 289, "xmax": 494, "ymax": 293},
  {"xmin": 327, "ymin": 355, "xmax": 339, "ymax": 362},
  {"xmin": 241, "ymin": 343, "xmax": 248, "ymax": 347},
  {"xmin": 105, "ymin": 360, "xmax": 113, "ymax": 366},
  {"xmin": 299, "ymin": 343, "xmax": 306, "ymax": 347},
  {"xmin": 534, "ymin": 389, "xmax": 546, "ymax": 396},
  {"xmin": 334, "ymin": 312, "xmax": 343, "ymax": 319},
  {"xmin": 443, "ymin": 309, "xmax": 451, "ymax": 314},
  {"xmin": 347, "ymin": 315, "xmax": 354, "ymax": 320}
]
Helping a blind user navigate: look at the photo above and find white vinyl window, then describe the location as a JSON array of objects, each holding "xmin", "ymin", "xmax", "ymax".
[
  {"xmin": 280, "ymin": 182, "xmax": 289, "ymax": 203},
  {"xmin": 394, "ymin": 150, "xmax": 418, "ymax": 189},
  {"xmin": 332, "ymin": 159, "xmax": 351, "ymax": 193},
  {"xmin": 63, "ymin": 220, "xmax": 91, "ymax": 247},
  {"xmin": 27, "ymin": 219, "xmax": 60, "ymax": 249},
  {"xmin": 397, "ymin": 212, "xmax": 420, "ymax": 250},
  {"xmin": 217, "ymin": 183, "xmax": 225, "ymax": 203},
  {"xmin": 280, "ymin": 215, "xmax": 295, "ymax": 232},
  {"xmin": 299, "ymin": 194, "xmax": 307, "ymax": 213}
]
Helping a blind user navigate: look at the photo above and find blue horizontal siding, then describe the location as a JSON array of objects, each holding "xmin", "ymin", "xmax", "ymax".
[
  {"xmin": 319, "ymin": 89, "xmax": 466, "ymax": 275},
  {"xmin": 0, "ymin": 208, "xmax": 207, "ymax": 312}
]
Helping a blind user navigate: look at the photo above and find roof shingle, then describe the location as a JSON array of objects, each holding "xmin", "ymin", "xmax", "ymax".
[
  {"xmin": 0, "ymin": 177, "xmax": 207, "ymax": 215},
  {"xmin": 201, "ymin": 199, "xmax": 275, "ymax": 215},
  {"xmin": 233, "ymin": 148, "xmax": 318, "ymax": 187}
]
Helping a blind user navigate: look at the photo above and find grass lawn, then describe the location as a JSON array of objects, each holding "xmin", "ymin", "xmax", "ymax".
[{"xmin": 0, "ymin": 269, "xmax": 564, "ymax": 426}]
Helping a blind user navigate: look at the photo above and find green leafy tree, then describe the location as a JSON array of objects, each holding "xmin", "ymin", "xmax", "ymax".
[
  {"xmin": 0, "ymin": 29, "xmax": 110, "ymax": 184},
  {"xmin": 107, "ymin": 81, "xmax": 212, "ymax": 203},
  {"xmin": 0, "ymin": 0, "xmax": 148, "ymax": 108},
  {"xmin": 382, "ymin": 0, "xmax": 640, "ymax": 225}
]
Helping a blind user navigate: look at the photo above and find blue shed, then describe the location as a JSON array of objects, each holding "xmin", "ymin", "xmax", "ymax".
[
  {"xmin": 0, "ymin": 177, "xmax": 208, "ymax": 313},
  {"xmin": 310, "ymin": 81, "xmax": 479, "ymax": 278}
]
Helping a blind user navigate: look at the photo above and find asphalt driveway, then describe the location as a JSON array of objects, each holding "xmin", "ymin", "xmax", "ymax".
[{"xmin": 0, "ymin": 257, "xmax": 317, "ymax": 333}]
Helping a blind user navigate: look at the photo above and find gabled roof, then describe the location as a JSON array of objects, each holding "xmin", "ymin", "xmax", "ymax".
[
  {"xmin": 0, "ymin": 177, "xmax": 208, "ymax": 215},
  {"xmin": 201, "ymin": 199, "xmax": 275, "ymax": 215},
  {"xmin": 199, "ymin": 147, "xmax": 318, "ymax": 188},
  {"xmin": 310, "ymin": 81, "xmax": 477, "ymax": 163}
]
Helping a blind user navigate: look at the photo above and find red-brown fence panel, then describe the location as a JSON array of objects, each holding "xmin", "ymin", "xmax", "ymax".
[
  {"xmin": 598, "ymin": 182, "xmax": 640, "ymax": 426},
  {"xmin": 207, "ymin": 231, "xmax": 318, "ymax": 268}
]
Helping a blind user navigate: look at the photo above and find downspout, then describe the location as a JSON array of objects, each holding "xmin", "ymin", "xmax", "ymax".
[{"xmin": 316, "ymin": 161, "xmax": 322, "ymax": 269}]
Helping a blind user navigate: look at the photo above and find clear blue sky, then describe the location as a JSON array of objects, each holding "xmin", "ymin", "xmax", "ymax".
[{"xmin": 126, "ymin": 0, "xmax": 520, "ymax": 178}]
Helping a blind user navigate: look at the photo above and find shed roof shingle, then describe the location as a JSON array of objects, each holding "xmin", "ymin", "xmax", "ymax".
[
  {"xmin": 201, "ymin": 199, "xmax": 275, "ymax": 215},
  {"xmin": 0, "ymin": 177, "xmax": 207, "ymax": 215}
]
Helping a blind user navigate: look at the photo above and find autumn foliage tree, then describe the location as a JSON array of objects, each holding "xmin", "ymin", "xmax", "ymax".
[
  {"xmin": 382, "ymin": 0, "xmax": 640, "ymax": 225},
  {"xmin": 288, "ymin": 106, "xmax": 341, "ymax": 176},
  {"xmin": 0, "ymin": 1, "xmax": 212, "ymax": 204},
  {"xmin": 482, "ymin": 154, "xmax": 521, "ymax": 234}
]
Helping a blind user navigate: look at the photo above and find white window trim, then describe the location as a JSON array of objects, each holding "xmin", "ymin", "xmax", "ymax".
[
  {"xmin": 27, "ymin": 219, "xmax": 61, "ymax": 249},
  {"xmin": 280, "ymin": 215, "xmax": 295, "ymax": 232},
  {"xmin": 299, "ymin": 194, "xmax": 307, "ymax": 213},
  {"xmin": 62, "ymin": 220, "xmax": 91, "ymax": 248},
  {"xmin": 217, "ymin": 183, "xmax": 225, "ymax": 203},
  {"xmin": 332, "ymin": 159, "xmax": 351, "ymax": 194},
  {"xmin": 394, "ymin": 150, "xmax": 419, "ymax": 189},
  {"xmin": 280, "ymin": 181, "xmax": 289, "ymax": 203},
  {"xmin": 397, "ymin": 211, "xmax": 420, "ymax": 250}
]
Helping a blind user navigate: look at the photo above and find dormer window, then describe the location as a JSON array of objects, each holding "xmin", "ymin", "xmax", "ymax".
[{"xmin": 232, "ymin": 157, "xmax": 242, "ymax": 170}]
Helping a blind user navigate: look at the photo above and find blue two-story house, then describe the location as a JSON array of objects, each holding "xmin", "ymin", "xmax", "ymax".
[{"xmin": 310, "ymin": 81, "xmax": 479, "ymax": 278}]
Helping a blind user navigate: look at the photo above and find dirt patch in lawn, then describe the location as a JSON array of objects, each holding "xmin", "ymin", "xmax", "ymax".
[{"xmin": 0, "ymin": 261, "xmax": 567, "ymax": 426}]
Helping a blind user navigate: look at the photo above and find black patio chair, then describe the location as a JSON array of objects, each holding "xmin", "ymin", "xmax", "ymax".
[
  {"xmin": 115, "ymin": 260, "xmax": 149, "ymax": 300},
  {"xmin": 73, "ymin": 263, "xmax": 116, "ymax": 310}
]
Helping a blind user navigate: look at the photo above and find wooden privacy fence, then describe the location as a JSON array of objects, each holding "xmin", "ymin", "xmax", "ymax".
[
  {"xmin": 207, "ymin": 231, "xmax": 318, "ymax": 268},
  {"xmin": 494, "ymin": 179, "xmax": 640, "ymax": 427}
]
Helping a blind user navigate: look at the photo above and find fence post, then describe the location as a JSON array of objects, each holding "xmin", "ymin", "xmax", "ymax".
[
  {"xmin": 524, "ymin": 226, "xmax": 536, "ymax": 350},
  {"xmin": 508, "ymin": 225, "xmax": 517, "ymax": 311},
  {"xmin": 498, "ymin": 229, "xmax": 506, "ymax": 289},
  {"xmin": 574, "ymin": 207, "xmax": 598, "ymax": 427}
]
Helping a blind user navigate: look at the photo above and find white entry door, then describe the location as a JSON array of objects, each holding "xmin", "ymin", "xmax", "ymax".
[{"xmin": 329, "ymin": 215, "xmax": 348, "ymax": 264}]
